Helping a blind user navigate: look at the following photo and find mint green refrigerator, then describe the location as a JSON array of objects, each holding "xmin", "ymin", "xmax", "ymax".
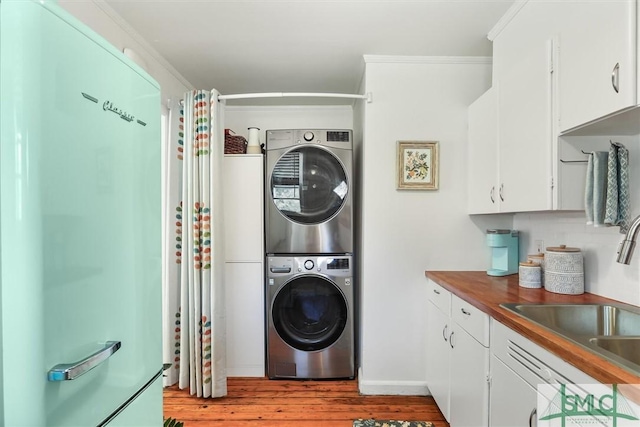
[{"xmin": 0, "ymin": 0, "xmax": 163, "ymax": 425}]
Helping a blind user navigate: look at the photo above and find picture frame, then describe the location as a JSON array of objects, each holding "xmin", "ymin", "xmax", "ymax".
[{"xmin": 396, "ymin": 141, "xmax": 439, "ymax": 190}]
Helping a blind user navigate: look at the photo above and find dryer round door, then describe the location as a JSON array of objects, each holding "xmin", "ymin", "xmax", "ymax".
[
  {"xmin": 272, "ymin": 275, "xmax": 347, "ymax": 352},
  {"xmin": 270, "ymin": 146, "xmax": 348, "ymax": 224}
]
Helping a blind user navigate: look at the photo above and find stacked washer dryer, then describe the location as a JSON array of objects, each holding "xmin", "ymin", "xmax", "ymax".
[{"xmin": 265, "ymin": 129, "xmax": 355, "ymax": 379}]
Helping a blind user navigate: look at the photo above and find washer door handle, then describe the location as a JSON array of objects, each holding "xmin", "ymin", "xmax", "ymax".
[{"xmin": 270, "ymin": 267, "xmax": 291, "ymax": 274}]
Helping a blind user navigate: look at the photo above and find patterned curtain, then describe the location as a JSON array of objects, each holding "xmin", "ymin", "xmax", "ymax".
[{"xmin": 162, "ymin": 90, "xmax": 227, "ymax": 398}]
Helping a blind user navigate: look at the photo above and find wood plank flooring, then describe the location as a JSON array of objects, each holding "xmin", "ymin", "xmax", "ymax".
[{"xmin": 163, "ymin": 377, "xmax": 449, "ymax": 427}]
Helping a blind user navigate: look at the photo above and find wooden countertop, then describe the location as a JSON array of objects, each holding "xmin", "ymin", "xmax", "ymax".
[{"xmin": 425, "ymin": 271, "xmax": 640, "ymax": 386}]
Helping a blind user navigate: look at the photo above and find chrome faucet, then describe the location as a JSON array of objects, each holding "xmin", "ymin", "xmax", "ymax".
[{"xmin": 616, "ymin": 214, "xmax": 640, "ymax": 264}]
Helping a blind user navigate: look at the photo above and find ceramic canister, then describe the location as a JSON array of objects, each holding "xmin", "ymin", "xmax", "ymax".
[
  {"xmin": 544, "ymin": 245, "xmax": 584, "ymax": 295},
  {"xmin": 527, "ymin": 253, "xmax": 545, "ymax": 286},
  {"xmin": 519, "ymin": 261, "xmax": 542, "ymax": 288}
]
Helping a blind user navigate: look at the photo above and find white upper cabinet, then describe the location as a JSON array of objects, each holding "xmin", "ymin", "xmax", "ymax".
[
  {"xmin": 468, "ymin": 0, "xmax": 638, "ymax": 214},
  {"xmin": 468, "ymin": 0, "xmax": 556, "ymax": 214},
  {"xmin": 497, "ymin": 38, "xmax": 553, "ymax": 212},
  {"xmin": 557, "ymin": 0, "xmax": 637, "ymax": 133},
  {"xmin": 468, "ymin": 87, "xmax": 499, "ymax": 214}
]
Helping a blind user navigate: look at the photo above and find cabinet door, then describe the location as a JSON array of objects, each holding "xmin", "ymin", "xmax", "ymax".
[
  {"xmin": 468, "ymin": 87, "xmax": 500, "ymax": 214},
  {"xmin": 223, "ymin": 155, "xmax": 264, "ymax": 262},
  {"xmin": 489, "ymin": 355, "xmax": 538, "ymax": 427},
  {"xmin": 225, "ymin": 262, "xmax": 265, "ymax": 377},
  {"xmin": 426, "ymin": 301, "xmax": 450, "ymax": 422},
  {"xmin": 558, "ymin": 0, "xmax": 637, "ymax": 132},
  {"xmin": 498, "ymin": 39, "xmax": 553, "ymax": 213},
  {"xmin": 450, "ymin": 325, "xmax": 489, "ymax": 427}
]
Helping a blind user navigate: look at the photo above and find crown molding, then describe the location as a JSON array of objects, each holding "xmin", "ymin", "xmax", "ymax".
[
  {"xmin": 91, "ymin": 0, "xmax": 195, "ymax": 90},
  {"xmin": 487, "ymin": 0, "xmax": 529, "ymax": 41},
  {"xmin": 363, "ymin": 55, "xmax": 492, "ymax": 65}
]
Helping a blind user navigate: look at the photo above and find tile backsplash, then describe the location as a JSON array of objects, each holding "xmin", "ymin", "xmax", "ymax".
[{"xmin": 514, "ymin": 211, "xmax": 640, "ymax": 306}]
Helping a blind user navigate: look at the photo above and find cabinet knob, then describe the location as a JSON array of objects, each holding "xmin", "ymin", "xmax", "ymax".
[
  {"xmin": 490, "ymin": 186, "xmax": 495, "ymax": 204},
  {"xmin": 499, "ymin": 183, "xmax": 505, "ymax": 202}
]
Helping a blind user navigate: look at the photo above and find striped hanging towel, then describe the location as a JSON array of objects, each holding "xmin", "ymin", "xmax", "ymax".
[{"xmin": 604, "ymin": 142, "xmax": 630, "ymax": 233}]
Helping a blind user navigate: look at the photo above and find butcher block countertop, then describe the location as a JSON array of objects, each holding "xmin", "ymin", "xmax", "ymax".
[{"xmin": 425, "ymin": 271, "xmax": 640, "ymax": 386}]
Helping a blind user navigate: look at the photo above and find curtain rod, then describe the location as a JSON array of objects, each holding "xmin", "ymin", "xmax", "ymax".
[
  {"xmin": 177, "ymin": 92, "xmax": 372, "ymax": 106},
  {"xmin": 218, "ymin": 92, "xmax": 373, "ymax": 103}
]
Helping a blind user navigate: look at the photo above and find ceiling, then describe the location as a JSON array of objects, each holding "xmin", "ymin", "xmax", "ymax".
[{"xmin": 101, "ymin": 0, "xmax": 514, "ymax": 105}]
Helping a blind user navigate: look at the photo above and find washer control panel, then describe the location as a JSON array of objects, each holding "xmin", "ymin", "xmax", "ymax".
[
  {"xmin": 290, "ymin": 256, "xmax": 352, "ymax": 276},
  {"xmin": 269, "ymin": 256, "xmax": 352, "ymax": 277},
  {"xmin": 266, "ymin": 129, "xmax": 352, "ymax": 148}
]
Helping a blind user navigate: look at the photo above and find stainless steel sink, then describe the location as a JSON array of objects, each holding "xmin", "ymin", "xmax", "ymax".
[
  {"xmin": 500, "ymin": 303, "xmax": 640, "ymax": 376},
  {"xmin": 590, "ymin": 337, "xmax": 640, "ymax": 367},
  {"xmin": 501, "ymin": 303, "xmax": 640, "ymax": 336}
]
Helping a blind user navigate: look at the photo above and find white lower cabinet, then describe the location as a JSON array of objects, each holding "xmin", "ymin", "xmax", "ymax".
[
  {"xmin": 450, "ymin": 323, "xmax": 489, "ymax": 427},
  {"xmin": 426, "ymin": 281, "xmax": 615, "ymax": 427},
  {"xmin": 426, "ymin": 280, "xmax": 489, "ymax": 427},
  {"xmin": 489, "ymin": 355, "xmax": 538, "ymax": 427},
  {"xmin": 224, "ymin": 262, "xmax": 265, "ymax": 377},
  {"xmin": 426, "ymin": 299, "xmax": 451, "ymax": 421}
]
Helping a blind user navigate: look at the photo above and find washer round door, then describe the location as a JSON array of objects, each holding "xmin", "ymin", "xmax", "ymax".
[
  {"xmin": 272, "ymin": 275, "xmax": 348, "ymax": 352},
  {"xmin": 270, "ymin": 146, "xmax": 348, "ymax": 224}
]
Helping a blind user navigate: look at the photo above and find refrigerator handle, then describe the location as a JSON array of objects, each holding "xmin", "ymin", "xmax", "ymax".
[{"xmin": 48, "ymin": 341, "xmax": 122, "ymax": 381}]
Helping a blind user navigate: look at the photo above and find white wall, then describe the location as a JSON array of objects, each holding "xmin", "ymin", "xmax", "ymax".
[
  {"xmin": 358, "ymin": 56, "xmax": 513, "ymax": 395},
  {"xmin": 58, "ymin": 0, "xmax": 192, "ymax": 103},
  {"xmin": 224, "ymin": 106, "xmax": 354, "ymax": 148},
  {"xmin": 514, "ymin": 134, "xmax": 640, "ymax": 306}
]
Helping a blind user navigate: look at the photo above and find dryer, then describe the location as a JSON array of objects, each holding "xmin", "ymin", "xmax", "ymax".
[
  {"xmin": 266, "ymin": 255, "xmax": 354, "ymax": 379},
  {"xmin": 265, "ymin": 129, "xmax": 353, "ymax": 254}
]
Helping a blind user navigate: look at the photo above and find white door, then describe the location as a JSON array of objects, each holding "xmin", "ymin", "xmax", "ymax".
[
  {"xmin": 450, "ymin": 325, "xmax": 489, "ymax": 427},
  {"xmin": 498, "ymin": 38, "xmax": 553, "ymax": 213},
  {"xmin": 426, "ymin": 301, "xmax": 450, "ymax": 422},
  {"xmin": 468, "ymin": 87, "xmax": 500, "ymax": 214},
  {"xmin": 489, "ymin": 355, "xmax": 538, "ymax": 427}
]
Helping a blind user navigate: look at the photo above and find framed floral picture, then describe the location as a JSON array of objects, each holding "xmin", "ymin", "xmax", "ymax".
[{"xmin": 396, "ymin": 141, "xmax": 439, "ymax": 190}]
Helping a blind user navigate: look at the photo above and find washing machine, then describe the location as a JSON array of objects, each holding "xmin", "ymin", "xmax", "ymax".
[
  {"xmin": 265, "ymin": 129, "xmax": 353, "ymax": 254},
  {"xmin": 266, "ymin": 255, "xmax": 354, "ymax": 379}
]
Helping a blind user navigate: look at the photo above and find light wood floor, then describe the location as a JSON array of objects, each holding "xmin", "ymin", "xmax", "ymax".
[{"xmin": 163, "ymin": 377, "xmax": 449, "ymax": 427}]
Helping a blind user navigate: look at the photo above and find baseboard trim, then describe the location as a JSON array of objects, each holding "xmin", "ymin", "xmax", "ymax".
[{"xmin": 357, "ymin": 368, "xmax": 429, "ymax": 396}]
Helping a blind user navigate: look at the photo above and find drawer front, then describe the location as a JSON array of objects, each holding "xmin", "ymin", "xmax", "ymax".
[
  {"xmin": 427, "ymin": 279, "xmax": 451, "ymax": 314},
  {"xmin": 451, "ymin": 295, "xmax": 489, "ymax": 347}
]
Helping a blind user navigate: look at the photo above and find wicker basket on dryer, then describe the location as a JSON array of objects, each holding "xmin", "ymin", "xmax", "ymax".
[{"xmin": 224, "ymin": 129, "xmax": 248, "ymax": 154}]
